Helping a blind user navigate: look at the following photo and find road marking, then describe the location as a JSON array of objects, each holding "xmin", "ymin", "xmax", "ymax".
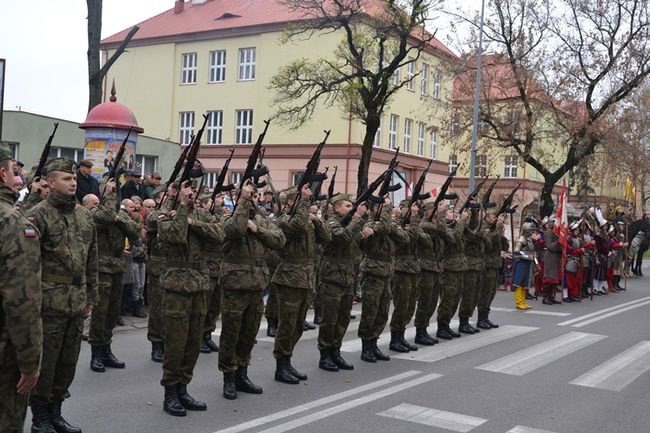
[
  {"xmin": 507, "ymin": 426, "xmax": 559, "ymax": 433},
  {"xmin": 476, "ymin": 331, "xmax": 606, "ymax": 376},
  {"xmin": 211, "ymin": 370, "xmax": 421, "ymax": 433},
  {"xmin": 254, "ymin": 373, "xmax": 442, "ymax": 433},
  {"xmin": 257, "ymin": 321, "xmax": 361, "ymax": 343},
  {"xmin": 491, "ymin": 307, "xmax": 517, "ymax": 312},
  {"xmin": 377, "ymin": 403, "xmax": 487, "ymax": 432},
  {"xmin": 394, "ymin": 325, "xmax": 538, "ymax": 363},
  {"xmin": 570, "ymin": 341, "xmax": 650, "ymax": 391},
  {"xmin": 558, "ymin": 296, "xmax": 650, "ymax": 326},
  {"xmin": 569, "ymin": 299, "xmax": 650, "ymax": 328},
  {"xmin": 524, "ymin": 311, "xmax": 571, "ymax": 317}
]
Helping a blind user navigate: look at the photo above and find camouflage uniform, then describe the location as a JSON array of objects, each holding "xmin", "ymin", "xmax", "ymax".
[
  {"xmin": 199, "ymin": 206, "xmax": 224, "ymax": 350},
  {"xmin": 416, "ymin": 218, "xmax": 444, "ymax": 331},
  {"xmin": 145, "ymin": 204, "xmax": 167, "ymax": 357},
  {"xmin": 477, "ymin": 221, "xmax": 508, "ymax": 328},
  {"xmin": 27, "ymin": 159, "xmax": 99, "ymax": 422},
  {"xmin": 0, "ymin": 178, "xmax": 42, "ymax": 433},
  {"xmin": 458, "ymin": 211, "xmax": 485, "ymax": 332}
]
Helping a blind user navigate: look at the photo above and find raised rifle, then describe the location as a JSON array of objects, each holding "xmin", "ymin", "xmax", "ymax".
[
  {"xmin": 30, "ymin": 122, "xmax": 59, "ymax": 190},
  {"xmin": 288, "ymin": 130, "xmax": 331, "ymax": 216},
  {"xmin": 495, "ymin": 182, "xmax": 522, "ymax": 220},
  {"xmin": 458, "ymin": 175, "xmax": 489, "ymax": 215},
  {"xmin": 481, "ymin": 176, "xmax": 500, "ymax": 210},
  {"xmin": 101, "ymin": 127, "xmax": 133, "ymax": 210},
  {"xmin": 371, "ymin": 149, "xmax": 403, "ymax": 222},
  {"xmin": 321, "ymin": 166, "xmax": 339, "ymax": 220},
  {"xmin": 312, "ymin": 167, "xmax": 329, "ymax": 202},
  {"xmin": 428, "ymin": 166, "xmax": 459, "ymax": 221},
  {"xmin": 156, "ymin": 137, "xmax": 192, "ymax": 210},
  {"xmin": 173, "ymin": 113, "xmax": 210, "ymax": 208},
  {"xmin": 231, "ymin": 120, "xmax": 271, "ymax": 214},
  {"xmin": 402, "ymin": 159, "xmax": 433, "ymax": 227},
  {"xmin": 209, "ymin": 148, "xmax": 236, "ymax": 214}
]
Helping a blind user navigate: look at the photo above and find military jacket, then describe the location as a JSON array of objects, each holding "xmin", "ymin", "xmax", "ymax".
[
  {"xmin": 0, "ymin": 184, "xmax": 42, "ymax": 374},
  {"xmin": 463, "ymin": 212, "xmax": 485, "ymax": 271},
  {"xmin": 197, "ymin": 207, "xmax": 224, "ymax": 279},
  {"xmin": 360, "ymin": 205, "xmax": 409, "ymax": 277},
  {"xmin": 483, "ymin": 223, "xmax": 507, "ymax": 269},
  {"xmin": 146, "ymin": 204, "xmax": 168, "ymax": 276},
  {"xmin": 394, "ymin": 217, "xmax": 429, "ymax": 274},
  {"xmin": 419, "ymin": 220, "xmax": 444, "ymax": 273},
  {"xmin": 319, "ymin": 212, "xmax": 364, "ymax": 287},
  {"xmin": 434, "ymin": 217, "xmax": 468, "ymax": 272}
]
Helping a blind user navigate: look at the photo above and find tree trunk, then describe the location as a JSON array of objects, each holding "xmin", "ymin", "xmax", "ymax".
[
  {"xmin": 356, "ymin": 115, "xmax": 380, "ymax": 197},
  {"xmin": 87, "ymin": 0, "xmax": 103, "ymax": 112},
  {"xmin": 539, "ymin": 179, "xmax": 557, "ymax": 218}
]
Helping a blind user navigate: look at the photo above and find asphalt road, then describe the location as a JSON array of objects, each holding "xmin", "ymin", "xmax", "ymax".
[{"xmin": 25, "ymin": 269, "xmax": 650, "ymax": 433}]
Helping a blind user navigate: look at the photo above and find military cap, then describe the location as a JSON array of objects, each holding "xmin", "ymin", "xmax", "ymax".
[
  {"xmin": 0, "ymin": 141, "xmax": 12, "ymax": 162},
  {"xmin": 330, "ymin": 193, "xmax": 352, "ymax": 206},
  {"xmin": 124, "ymin": 169, "xmax": 141, "ymax": 177},
  {"xmin": 285, "ymin": 186, "xmax": 299, "ymax": 200},
  {"xmin": 44, "ymin": 157, "xmax": 76, "ymax": 175},
  {"xmin": 486, "ymin": 207, "xmax": 499, "ymax": 216},
  {"xmin": 421, "ymin": 201, "xmax": 436, "ymax": 211},
  {"xmin": 399, "ymin": 199, "xmax": 412, "ymax": 208}
]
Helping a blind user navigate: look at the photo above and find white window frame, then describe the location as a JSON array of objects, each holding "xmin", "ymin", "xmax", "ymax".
[
  {"xmin": 403, "ymin": 118, "xmax": 413, "ymax": 153},
  {"xmin": 238, "ymin": 47, "xmax": 256, "ymax": 81},
  {"xmin": 49, "ymin": 147, "xmax": 83, "ymax": 162},
  {"xmin": 389, "ymin": 114, "xmax": 399, "ymax": 150},
  {"xmin": 504, "ymin": 155, "xmax": 518, "ymax": 178},
  {"xmin": 406, "ymin": 60, "xmax": 415, "ymax": 91},
  {"xmin": 430, "ymin": 130, "xmax": 438, "ymax": 159},
  {"xmin": 203, "ymin": 172, "xmax": 219, "ymax": 189},
  {"xmin": 417, "ymin": 122, "xmax": 425, "ymax": 156},
  {"xmin": 373, "ymin": 121, "xmax": 381, "ymax": 148},
  {"xmin": 136, "ymin": 154, "xmax": 158, "ymax": 175},
  {"xmin": 209, "ymin": 50, "xmax": 226, "ymax": 83},
  {"xmin": 235, "ymin": 109, "xmax": 254, "ymax": 144},
  {"xmin": 179, "ymin": 111, "xmax": 195, "ymax": 146},
  {"xmin": 392, "ymin": 67, "xmax": 401, "ymax": 86},
  {"xmin": 420, "ymin": 63, "xmax": 429, "ymax": 95},
  {"xmin": 206, "ymin": 110, "xmax": 223, "ymax": 145},
  {"xmin": 449, "ymin": 154, "xmax": 458, "ymax": 173},
  {"xmin": 475, "ymin": 154, "xmax": 487, "ymax": 177},
  {"xmin": 231, "ymin": 172, "xmax": 244, "ymax": 186},
  {"xmin": 181, "ymin": 52, "xmax": 197, "ymax": 85},
  {"xmin": 433, "ymin": 68, "xmax": 442, "ymax": 100}
]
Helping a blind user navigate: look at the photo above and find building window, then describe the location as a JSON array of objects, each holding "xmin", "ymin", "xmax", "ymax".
[
  {"xmin": 235, "ymin": 109, "xmax": 253, "ymax": 144},
  {"xmin": 48, "ymin": 147, "xmax": 83, "ymax": 162},
  {"xmin": 135, "ymin": 155, "xmax": 157, "ymax": 175},
  {"xmin": 430, "ymin": 130, "xmax": 438, "ymax": 159},
  {"xmin": 179, "ymin": 111, "xmax": 195, "ymax": 145},
  {"xmin": 475, "ymin": 154, "xmax": 487, "ymax": 177},
  {"xmin": 231, "ymin": 172, "xmax": 244, "ymax": 186},
  {"xmin": 449, "ymin": 154, "xmax": 458, "ymax": 173},
  {"xmin": 292, "ymin": 171, "xmax": 304, "ymax": 186},
  {"xmin": 181, "ymin": 52, "xmax": 197, "ymax": 84},
  {"xmin": 392, "ymin": 67, "xmax": 401, "ymax": 85},
  {"xmin": 209, "ymin": 50, "xmax": 226, "ymax": 83},
  {"xmin": 238, "ymin": 47, "xmax": 256, "ymax": 81},
  {"xmin": 406, "ymin": 60, "xmax": 415, "ymax": 91},
  {"xmin": 403, "ymin": 118, "xmax": 413, "ymax": 153},
  {"xmin": 203, "ymin": 172, "xmax": 219, "ymax": 189},
  {"xmin": 417, "ymin": 122, "xmax": 425, "ymax": 156},
  {"xmin": 420, "ymin": 64, "xmax": 429, "ymax": 95},
  {"xmin": 450, "ymin": 113, "xmax": 460, "ymax": 135},
  {"xmin": 373, "ymin": 122, "xmax": 381, "ymax": 148},
  {"xmin": 7, "ymin": 142, "xmax": 18, "ymax": 160},
  {"xmin": 504, "ymin": 155, "xmax": 518, "ymax": 178},
  {"xmin": 433, "ymin": 68, "xmax": 442, "ymax": 100},
  {"xmin": 389, "ymin": 114, "xmax": 399, "ymax": 150},
  {"xmin": 206, "ymin": 110, "xmax": 223, "ymax": 145}
]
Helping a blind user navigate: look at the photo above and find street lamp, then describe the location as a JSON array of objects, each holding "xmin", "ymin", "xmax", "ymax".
[{"xmin": 469, "ymin": 0, "xmax": 485, "ymax": 191}]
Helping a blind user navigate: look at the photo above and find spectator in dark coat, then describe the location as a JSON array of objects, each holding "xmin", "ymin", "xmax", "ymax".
[
  {"xmin": 120, "ymin": 170, "xmax": 145, "ymax": 200},
  {"xmin": 75, "ymin": 159, "xmax": 100, "ymax": 203}
]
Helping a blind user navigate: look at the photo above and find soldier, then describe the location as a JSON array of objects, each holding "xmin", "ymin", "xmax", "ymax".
[
  {"xmin": 458, "ymin": 208, "xmax": 486, "ymax": 333},
  {"xmin": 88, "ymin": 178, "xmax": 141, "ymax": 372},
  {"xmin": 272, "ymin": 185, "xmax": 331, "ymax": 384},
  {"xmin": 542, "ymin": 217, "xmax": 563, "ymax": 304},
  {"xmin": 316, "ymin": 194, "xmax": 366, "ymax": 372},
  {"xmin": 0, "ymin": 143, "xmax": 42, "ymax": 433},
  {"xmin": 476, "ymin": 211, "xmax": 508, "ymax": 329},
  {"xmin": 157, "ymin": 181, "xmax": 224, "ymax": 416},
  {"xmin": 27, "ymin": 157, "xmax": 98, "ymax": 433},
  {"xmin": 219, "ymin": 182, "xmax": 285, "ymax": 399}
]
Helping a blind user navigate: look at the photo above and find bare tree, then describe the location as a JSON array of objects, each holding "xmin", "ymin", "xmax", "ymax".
[
  {"xmin": 87, "ymin": 0, "xmax": 139, "ymax": 112},
  {"xmin": 269, "ymin": 0, "xmax": 446, "ymax": 196}
]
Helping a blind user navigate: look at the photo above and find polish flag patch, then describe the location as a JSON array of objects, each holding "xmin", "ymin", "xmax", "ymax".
[{"xmin": 24, "ymin": 228, "xmax": 37, "ymax": 238}]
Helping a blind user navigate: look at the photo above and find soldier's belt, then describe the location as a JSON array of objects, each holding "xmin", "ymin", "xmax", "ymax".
[
  {"xmin": 42, "ymin": 273, "xmax": 83, "ymax": 286},
  {"xmin": 167, "ymin": 260, "xmax": 202, "ymax": 270},
  {"xmin": 223, "ymin": 257, "xmax": 265, "ymax": 267},
  {"xmin": 282, "ymin": 257, "xmax": 313, "ymax": 265},
  {"xmin": 321, "ymin": 256, "xmax": 351, "ymax": 264}
]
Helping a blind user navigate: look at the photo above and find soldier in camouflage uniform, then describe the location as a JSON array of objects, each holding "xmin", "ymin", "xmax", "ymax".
[
  {"xmin": 0, "ymin": 143, "xmax": 42, "ymax": 433},
  {"xmin": 389, "ymin": 200, "xmax": 429, "ymax": 352},
  {"xmin": 88, "ymin": 178, "xmax": 141, "ymax": 372},
  {"xmin": 264, "ymin": 250, "xmax": 281, "ymax": 337},
  {"xmin": 272, "ymin": 185, "xmax": 331, "ymax": 384},
  {"xmin": 219, "ymin": 183, "xmax": 285, "ymax": 399},
  {"xmin": 457, "ymin": 209, "xmax": 485, "ymax": 334},
  {"xmin": 316, "ymin": 194, "xmax": 366, "ymax": 372},
  {"xmin": 27, "ymin": 158, "xmax": 99, "ymax": 433},
  {"xmin": 477, "ymin": 210, "xmax": 508, "ymax": 329},
  {"xmin": 157, "ymin": 181, "xmax": 224, "ymax": 416}
]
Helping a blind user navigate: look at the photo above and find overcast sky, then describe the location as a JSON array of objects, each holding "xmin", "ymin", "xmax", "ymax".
[{"xmin": 0, "ymin": 0, "xmax": 481, "ymax": 123}]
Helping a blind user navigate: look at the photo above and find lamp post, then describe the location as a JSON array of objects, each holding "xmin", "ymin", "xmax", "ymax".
[{"xmin": 469, "ymin": 0, "xmax": 486, "ymax": 191}]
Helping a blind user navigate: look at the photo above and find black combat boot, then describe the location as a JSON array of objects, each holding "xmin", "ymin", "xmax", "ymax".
[
  {"xmin": 400, "ymin": 330, "xmax": 418, "ymax": 351},
  {"xmin": 102, "ymin": 344, "xmax": 125, "ymax": 368},
  {"xmin": 274, "ymin": 357, "xmax": 300, "ymax": 384},
  {"xmin": 332, "ymin": 348, "xmax": 354, "ymax": 370},
  {"xmin": 303, "ymin": 321, "xmax": 316, "ymax": 331},
  {"xmin": 287, "ymin": 358, "xmax": 308, "ymax": 381},
  {"xmin": 163, "ymin": 385, "xmax": 186, "ymax": 416},
  {"xmin": 484, "ymin": 313, "xmax": 499, "ymax": 328},
  {"xmin": 177, "ymin": 384, "xmax": 207, "ymax": 411},
  {"xmin": 151, "ymin": 341, "xmax": 164, "ymax": 363},
  {"xmin": 414, "ymin": 327, "xmax": 436, "ymax": 345},
  {"xmin": 468, "ymin": 321, "xmax": 481, "ymax": 333},
  {"xmin": 447, "ymin": 323, "xmax": 462, "ymax": 338},
  {"xmin": 235, "ymin": 367, "xmax": 263, "ymax": 394},
  {"xmin": 389, "ymin": 330, "xmax": 409, "ymax": 352},
  {"xmin": 458, "ymin": 317, "xmax": 475, "ymax": 335},
  {"xmin": 223, "ymin": 372, "xmax": 237, "ymax": 400},
  {"xmin": 199, "ymin": 337, "xmax": 212, "ymax": 354},
  {"xmin": 266, "ymin": 317, "xmax": 278, "ymax": 337},
  {"xmin": 476, "ymin": 311, "xmax": 491, "ymax": 330},
  {"xmin": 204, "ymin": 334, "xmax": 219, "ymax": 352},
  {"xmin": 48, "ymin": 400, "xmax": 81, "ymax": 433},
  {"xmin": 131, "ymin": 300, "xmax": 147, "ymax": 318},
  {"xmin": 313, "ymin": 312, "xmax": 322, "ymax": 325},
  {"xmin": 372, "ymin": 339, "xmax": 391, "ymax": 361},
  {"xmin": 319, "ymin": 349, "xmax": 339, "ymax": 372},
  {"xmin": 90, "ymin": 345, "xmax": 105, "ymax": 373},
  {"xmin": 436, "ymin": 320, "xmax": 454, "ymax": 340},
  {"xmin": 360, "ymin": 339, "xmax": 377, "ymax": 363},
  {"xmin": 31, "ymin": 405, "xmax": 56, "ymax": 433}
]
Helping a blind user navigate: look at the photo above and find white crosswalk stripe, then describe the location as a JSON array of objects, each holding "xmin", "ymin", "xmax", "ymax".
[
  {"xmin": 393, "ymin": 325, "xmax": 537, "ymax": 363},
  {"xmin": 569, "ymin": 341, "xmax": 650, "ymax": 391},
  {"xmin": 507, "ymin": 426, "xmax": 560, "ymax": 433},
  {"xmin": 523, "ymin": 310, "xmax": 571, "ymax": 317},
  {"xmin": 377, "ymin": 403, "xmax": 488, "ymax": 432},
  {"xmin": 558, "ymin": 296, "xmax": 650, "ymax": 327},
  {"xmin": 476, "ymin": 331, "xmax": 606, "ymax": 376}
]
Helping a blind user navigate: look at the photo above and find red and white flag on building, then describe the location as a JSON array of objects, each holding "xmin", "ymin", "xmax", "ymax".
[{"xmin": 554, "ymin": 179, "xmax": 569, "ymax": 281}]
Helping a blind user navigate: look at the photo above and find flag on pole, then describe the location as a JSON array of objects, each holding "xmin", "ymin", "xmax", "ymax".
[
  {"xmin": 624, "ymin": 177, "xmax": 636, "ymax": 203},
  {"xmin": 554, "ymin": 179, "xmax": 569, "ymax": 283}
]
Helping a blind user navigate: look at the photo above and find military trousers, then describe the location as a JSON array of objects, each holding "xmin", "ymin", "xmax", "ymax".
[
  {"xmin": 317, "ymin": 280, "xmax": 353, "ymax": 350},
  {"xmin": 218, "ymin": 290, "xmax": 264, "ymax": 373},
  {"xmin": 477, "ymin": 268, "xmax": 499, "ymax": 314},
  {"xmin": 30, "ymin": 314, "xmax": 83, "ymax": 407},
  {"xmin": 459, "ymin": 270, "xmax": 482, "ymax": 319},
  {"xmin": 146, "ymin": 271, "xmax": 164, "ymax": 343},
  {"xmin": 414, "ymin": 271, "xmax": 440, "ymax": 328},
  {"xmin": 389, "ymin": 272, "xmax": 419, "ymax": 332},
  {"xmin": 265, "ymin": 282, "xmax": 278, "ymax": 321},
  {"xmin": 161, "ymin": 290, "xmax": 208, "ymax": 387},
  {"xmin": 0, "ymin": 358, "xmax": 27, "ymax": 433},
  {"xmin": 436, "ymin": 270, "xmax": 464, "ymax": 326},
  {"xmin": 273, "ymin": 285, "xmax": 310, "ymax": 359},
  {"xmin": 89, "ymin": 272, "xmax": 123, "ymax": 346},
  {"xmin": 358, "ymin": 272, "xmax": 391, "ymax": 340},
  {"xmin": 203, "ymin": 276, "xmax": 222, "ymax": 336}
]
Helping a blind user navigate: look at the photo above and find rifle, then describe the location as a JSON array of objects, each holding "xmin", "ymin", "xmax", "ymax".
[
  {"xmin": 30, "ymin": 122, "xmax": 59, "ymax": 190},
  {"xmin": 312, "ymin": 167, "xmax": 329, "ymax": 202},
  {"xmin": 458, "ymin": 175, "xmax": 489, "ymax": 215},
  {"xmin": 231, "ymin": 120, "xmax": 271, "ymax": 214},
  {"xmin": 428, "ymin": 166, "xmax": 459, "ymax": 221},
  {"xmin": 288, "ymin": 130, "xmax": 331, "ymax": 216},
  {"xmin": 173, "ymin": 113, "xmax": 210, "ymax": 208},
  {"xmin": 209, "ymin": 148, "xmax": 236, "ymax": 214},
  {"xmin": 481, "ymin": 176, "xmax": 500, "ymax": 209},
  {"xmin": 321, "ymin": 166, "xmax": 339, "ymax": 220},
  {"xmin": 371, "ymin": 149, "xmax": 403, "ymax": 222},
  {"xmin": 495, "ymin": 182, "xmax": 522, "ymax": 219},
  {"xmin": 156, "ymin": 138, "xmax": 192, "ymax": 210},
  {"xmin": 402, "ymin": 159, "xmax": 433, "ymax": 227},
  {"xmin": 101, "ymin": 127, "xmax": 133, "ymax": 211}
]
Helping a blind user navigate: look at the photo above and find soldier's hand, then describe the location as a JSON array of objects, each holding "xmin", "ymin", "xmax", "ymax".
[
  {"xmin": 179, "ymin": 182, "xmax": 194, "ymax": 204},
  {"xmin": 301, "ymin": 183, "xmax": 313, "ymax": 199},
  {"xmin": 242, "ymin": 181, "xmax": 254, "ymax": 198},
  {"xmin": 247, "ymin": 219, "xmax": 258, "ymax": 233},
  {"xmin": 356, "ymin": 203, "xmax": 367, "ymax": 218},
  {"xmin": 309, "ymin": 213, "xmax": 319, "ymax": 222},
  {"xmin": 16, "ymin": 371, "xmax": 39, "ymax": 396},
  {"xmin": 361, "ymin": 227, "xmax": 374, "ymax": 239},
  {"xmin": 83, "ymin": 304, "xmax": 94, "ymax": 317},
  {"xmin": 384, "ymin": 196, "xmax": 391, "ymax": 205}
]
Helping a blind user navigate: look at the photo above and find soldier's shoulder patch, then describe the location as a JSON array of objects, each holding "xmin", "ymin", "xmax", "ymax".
[
  {"xmin": 24, "ymin": 227, "xmax": 37, "ymax": 238},
  {"xmin": 328, "ymin": 221, "xmax": 337, "ymax": 225}
]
